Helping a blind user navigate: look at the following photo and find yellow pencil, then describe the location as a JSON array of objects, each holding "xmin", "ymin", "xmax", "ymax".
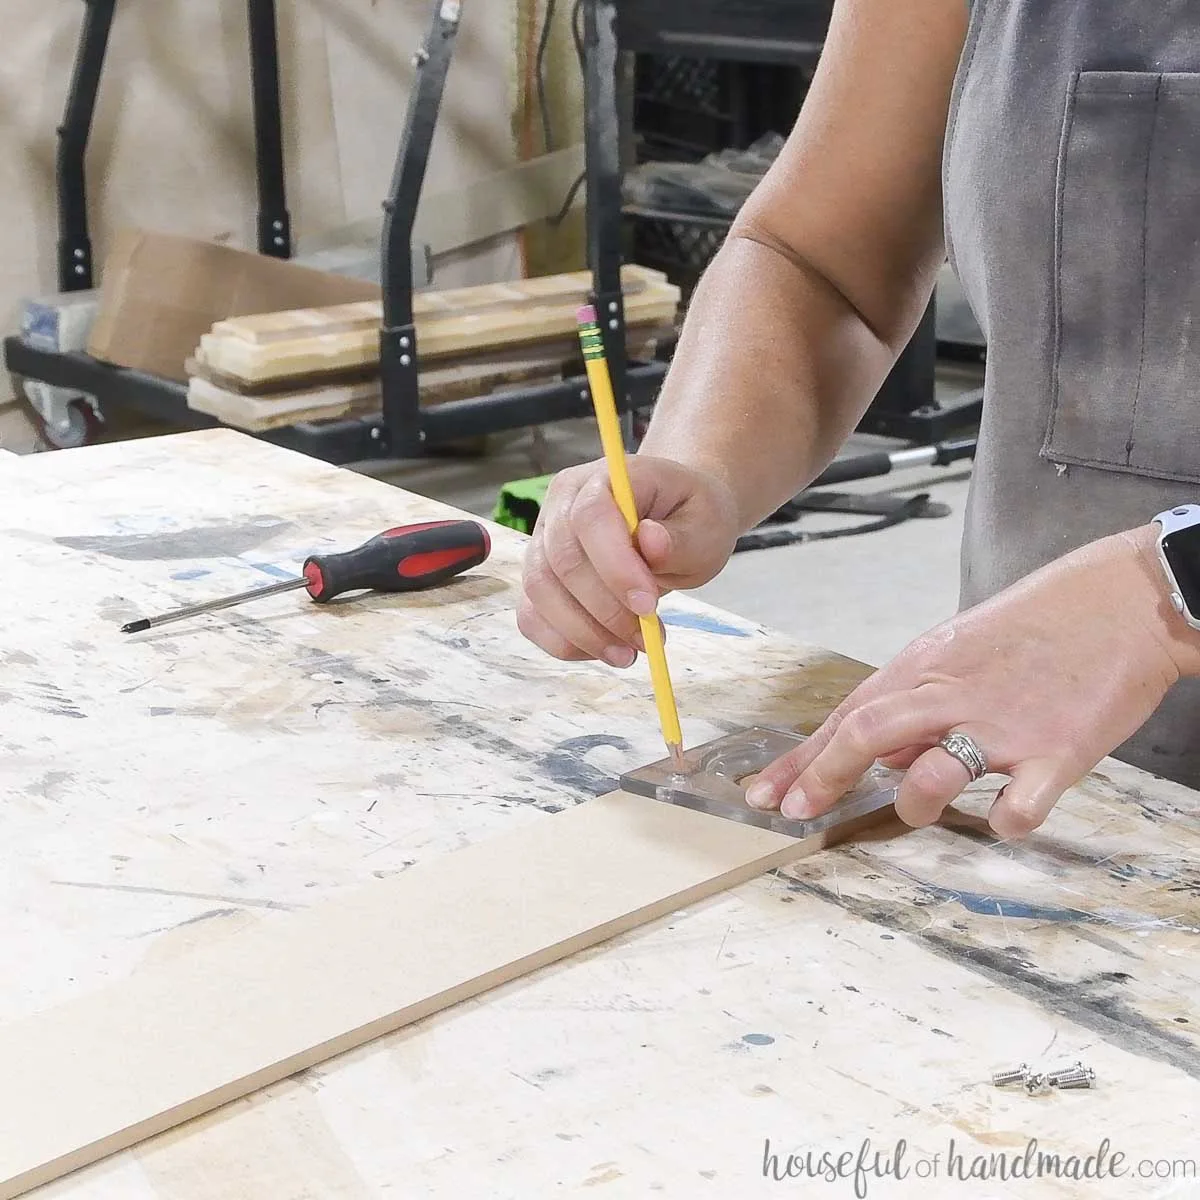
[{"xmin": 576, "ymin": 303, "xmax": 685, "ymax": 771}]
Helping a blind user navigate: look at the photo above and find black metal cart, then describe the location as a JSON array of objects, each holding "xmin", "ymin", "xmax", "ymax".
[{"xmin": 3, "ymin": 0, "xmax": 672, "ymax": 459}]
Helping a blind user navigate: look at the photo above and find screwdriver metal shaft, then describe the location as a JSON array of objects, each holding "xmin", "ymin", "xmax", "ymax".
[{"xmin": 121, "ymin": 577, "xmax": 307, "ymax": 634}]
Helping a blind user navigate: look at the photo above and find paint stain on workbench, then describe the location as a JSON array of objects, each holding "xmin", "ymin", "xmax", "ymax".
[
  {"xmin": 742, "ymin": 1033, "xmax": 775, "ymax": 1046},
  {"xmin": 908, "ymin": 878, "xmax": 1106, "ymax": 925},
  {"xmin": 582, "ymin": 1165, "xmax": 624, "ymax": 1187},
  {"xmin": 55, "ymin": 516, "xmax": 292, "ymax": 560},
  {"xmin": 789, "ymin": 875, "xmax": 1200, "ymax": 1079},
  {"xmin": 660, "ymin": 610, "xmax": 752, "ymax": 638},
  {"xmin": 539, "ymin": 733, "xmax": 631, "ymax": 796},
  {"xmin": 31, "ymin": 679, "xmax": 86, "ymax": 720}
]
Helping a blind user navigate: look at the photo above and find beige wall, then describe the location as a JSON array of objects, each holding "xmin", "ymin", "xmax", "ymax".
[{"xmin": 1, "ymin": 0, "xmax": 523, "ymax": 408}]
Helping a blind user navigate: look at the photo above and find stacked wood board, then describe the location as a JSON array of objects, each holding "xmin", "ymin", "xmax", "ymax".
[{"xmin": 185, "ymin": 265, "xmax": 680, "ymax": 434}]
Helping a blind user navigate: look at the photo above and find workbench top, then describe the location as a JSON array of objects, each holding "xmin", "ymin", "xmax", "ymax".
[{"xmin": 3, "ymin": 430, "xmax": 1198, "ymax": 1198}]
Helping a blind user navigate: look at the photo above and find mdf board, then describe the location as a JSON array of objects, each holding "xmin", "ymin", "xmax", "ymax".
[{"xmin": 0, "ymin": 791, "xmax": 879, "ymax": 1199}]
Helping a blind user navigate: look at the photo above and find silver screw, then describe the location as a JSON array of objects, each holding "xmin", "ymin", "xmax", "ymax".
[
  {"xmin": 1055, "ymin": 1075, "xmax": 1094, "ymax": 1091},
  {"xmin": 399, "ymin": 336, "xmax": 410, "ymax": 349},
  {"xmin": 399, "ymin": 354, "xmax": 411, "ymax": 366},
  {"xmin": 273, "ymin": 220, "xmax": 283, "ymax": 231},
  {"xmin": 608, "ymin": 318, "xmax": 619, "ymax": 330},
  {"xmin": 1024, "ymin": 1072, "xmax": 1051, "ymax": 1096},
  {"xmin": 991, "ymin": 1063, "xmax": 1028, "ymax": 1087},
  {"xmin": 1052, "ymin": 1067, "xmax": 1096, "ymax": 1090},
  {"xmin": 1046, "ymin": 1061, "xmax": 1088, "ymax": 1085},
  {"xmin": 608, "ymin": 300, "xmax": 618, "ymax": 313}
]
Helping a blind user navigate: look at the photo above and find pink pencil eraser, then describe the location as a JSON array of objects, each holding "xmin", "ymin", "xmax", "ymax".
[{"xmin": 576, "ymin": 303, "xmax": 597, "ymax": 324}]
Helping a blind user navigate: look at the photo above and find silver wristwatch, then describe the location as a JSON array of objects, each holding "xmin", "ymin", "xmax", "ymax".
[{"xmin": 1152, "ymin": 504, "xmax": 1200, "ymax": 631}]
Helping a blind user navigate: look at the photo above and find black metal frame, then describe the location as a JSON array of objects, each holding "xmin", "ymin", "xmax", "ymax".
[
  {"xmin": 55, "ymin": 0, "xmax": 291, "ymax": 287},
  {"xmin": 5, "ymin": 0, "xmax": 668, "ymax": 461},
  {"xmin": 248, "ymin": 0, "xmax": 292, "ymax": 259},
  {"xmin": 57, "ymin": 0, "xmax": 115, "ymax": 291},
  {"xmin": 364, "ymin": 0, "xmax": 665, "ymax": 459},
  {"xmin": 583, "ymin": 0, "xmax": 629, "ymax": 426}
]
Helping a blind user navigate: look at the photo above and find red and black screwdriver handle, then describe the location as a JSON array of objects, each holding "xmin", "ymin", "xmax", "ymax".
[{"xmin": 300, "ymin": 520, "xmax": 491, "ymax": 602}]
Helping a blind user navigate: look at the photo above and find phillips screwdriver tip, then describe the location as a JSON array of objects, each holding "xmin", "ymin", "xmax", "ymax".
[{"xmin": 121, "ymin": 619, "xmax": 151, "ymax": 635}]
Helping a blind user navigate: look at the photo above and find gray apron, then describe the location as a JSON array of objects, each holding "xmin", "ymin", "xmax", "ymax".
[{"xmin": 944, "ymin": 0, "xmax": 1200, "ymax": 788}]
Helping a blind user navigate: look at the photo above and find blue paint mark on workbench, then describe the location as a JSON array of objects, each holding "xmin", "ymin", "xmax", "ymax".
[
  {"xmin": 170, "ymin": 568, "xmax": 211, "ymax": 581},
  {"xmin": 742, "ymin": 1033, "xmax": 775, "ymax": 1046},
  {"xmin": 246, "ymin": 560, "xmax": 298, "ymax": 581},
  {"xmin": 913, "ymin": 877, "xmax": 1105, "ymax": 924},
  {"xmin": 660, "ymin": 610, "xmax": 751, "ymax": 637}
]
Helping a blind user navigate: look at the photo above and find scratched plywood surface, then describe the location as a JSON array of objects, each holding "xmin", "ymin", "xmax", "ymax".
[{"xmin": 1, "ymin": 430, "xmax": 1199, "ymax": 1198}]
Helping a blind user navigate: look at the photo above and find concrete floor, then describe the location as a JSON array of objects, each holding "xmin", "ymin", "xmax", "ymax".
[{"xmin": 1, "ymin": 363, "xmax": 981, "ymax": 670}]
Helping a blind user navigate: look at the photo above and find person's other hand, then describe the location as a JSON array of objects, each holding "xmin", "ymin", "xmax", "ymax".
[
  {"xmin": 518, "ymin": 456, "xmax": 739, "ymax": 665},
  {"xmin": 745, "ymin": 527, "xmax": 1200, "ymax": 838}
]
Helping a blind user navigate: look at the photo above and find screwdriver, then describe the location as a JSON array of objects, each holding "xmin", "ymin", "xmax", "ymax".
[{"xmin": 120, "ymin": 519, "xmax": 491, "ymax": 634}]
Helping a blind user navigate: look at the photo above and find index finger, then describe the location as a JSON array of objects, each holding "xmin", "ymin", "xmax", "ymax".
[
  {"xmin": 744, "ymin": 669, "xmax": 904, "ymax": 811},
  {"xmin": 569, "ymin": 475, "xmax": 660, "ymax": 615},
  {"xmin": 781, "ymin": 693, "xmax": 950, "ymax": 819}
]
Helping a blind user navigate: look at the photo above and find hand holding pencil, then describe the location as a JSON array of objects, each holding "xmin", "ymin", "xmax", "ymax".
[{"xmin": 514, "ymin": 314, "xmax": 741, "ymax": 740}]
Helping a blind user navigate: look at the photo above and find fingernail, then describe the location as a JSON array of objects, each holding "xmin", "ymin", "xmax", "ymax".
[
  {"xmin": 780, "ymin": 788, "xmax": 810, "ymax": 819},
  {"xmin": 744, "ymin": 781, "xmax": 777, "ymax": 810},
  {"xmin": 628, "ymin": 590, "xmax": 657, "ymax": 616},
  {"xmin": 604, "ymin": 645, "xmax": 636, "ymax": 668}
]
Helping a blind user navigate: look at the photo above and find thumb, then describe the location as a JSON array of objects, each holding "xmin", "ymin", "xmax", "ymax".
[
  {"xmin": 987, "ymin": 758, "xmax": 1078, "ymax": 839},
  {"xmin": 636, "ymin": 511, "xmax": 724, "ymax": 584}
]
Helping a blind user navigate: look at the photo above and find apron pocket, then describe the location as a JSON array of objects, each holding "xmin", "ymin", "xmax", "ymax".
[{"xmin": 1046, "ymin": 70, "xmax": 1200, "ymax": 484}]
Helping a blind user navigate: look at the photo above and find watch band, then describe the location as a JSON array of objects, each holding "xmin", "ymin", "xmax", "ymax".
[{"xmin": 1154, "ymin": 503, "xmax": 1200, "ymax": 536}]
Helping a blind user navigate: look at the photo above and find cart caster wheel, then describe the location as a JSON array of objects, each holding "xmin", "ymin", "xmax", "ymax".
[
  {"xmin": 14, "ymin": 378, "xmax": 102, "ymax": 449},
  {"xmin": 38, "ymin": 400, "xmax": 100, "ymax": 449}
]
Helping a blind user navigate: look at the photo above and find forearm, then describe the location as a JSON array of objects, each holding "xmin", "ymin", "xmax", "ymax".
[
  {"xmin": 637, "ymin": 232, "xmax": 917, "ymax": 531},
  {"xmin": 632, "ymin": 0, "xmax": 965, "ymax": 531}
]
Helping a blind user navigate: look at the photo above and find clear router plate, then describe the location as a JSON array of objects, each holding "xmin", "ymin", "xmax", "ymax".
[{"xmin": 619, "ymin": 725, "xmax": 900, "ymax": 838}]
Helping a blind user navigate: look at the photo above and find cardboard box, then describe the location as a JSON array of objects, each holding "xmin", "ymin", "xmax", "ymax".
[{"xmin": 87, "ymin": 229, "xmax": 380, "ymax": 382}]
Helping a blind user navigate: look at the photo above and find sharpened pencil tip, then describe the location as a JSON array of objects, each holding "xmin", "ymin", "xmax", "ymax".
[
  {"xmin": 121, "ymin": 619, "xmax": 151, "ymax": 634},
  {"xmin": 667, "ymin": 742, "xmax": 686, "ymax": 774},
  {"xmin": 576, "ymin": 303, "xmax": 597, "ymax": 325}
]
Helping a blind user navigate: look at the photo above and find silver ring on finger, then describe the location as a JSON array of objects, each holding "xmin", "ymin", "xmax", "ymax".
[{"xmin": 936, "ymin": 731, "xmax": 989, "ymax": 781}]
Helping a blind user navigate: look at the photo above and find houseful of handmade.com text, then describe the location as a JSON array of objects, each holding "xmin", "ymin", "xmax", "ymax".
[{"xmin": 761, "ymin": 1137, "xmax": 1197, "ymax": 1194}]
